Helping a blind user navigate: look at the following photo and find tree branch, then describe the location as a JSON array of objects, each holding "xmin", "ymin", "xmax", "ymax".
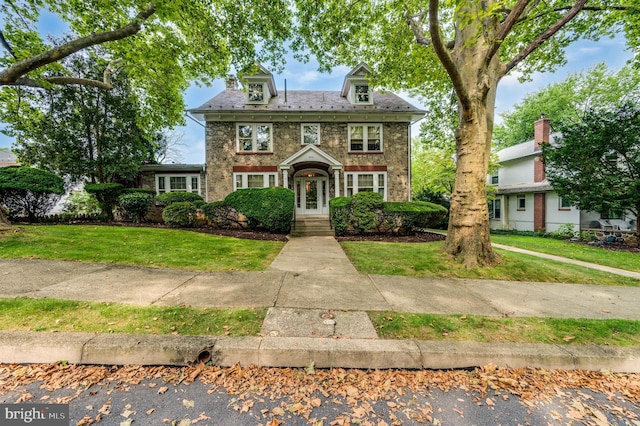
[
  {"xmin": 484, "ymin": 0, "xmax": 531, "ymax": 66},
  {"xmin": 428, "ymin": 0, "xmax": 469, "ymax": 114},
  {"xmin": 0, "ymin": 4, "xmax": 155, "ymax": 87},
  {"xmin": 505, "ymin": 0, "xmax": 587, "ymax": 75},
  {"xmin": 405, "ymin": 9, "xmax": 431, "ymax": 46}
]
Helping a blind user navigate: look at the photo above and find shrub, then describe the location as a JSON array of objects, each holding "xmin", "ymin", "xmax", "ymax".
[
  {"xmin": 202, "ymin": 201, "xmax": 239, "ymax": 228},
  {"xmin": 121, "ymin": 188, "xmax": 156, "ymax": 196},
  {"xmin": 329, "ymin": 197, "xmax": 352, "ymax": 235},
  {"xmin": 382, "ymin": 201, "xmax": 448, "ymax": 235},
  {"xmin": 84, "ymin": 183, "xmax": 124, "ymax": 220},
  {"xmin": 0, "ymin": 166, "xmax": 65, "ymax": 220},
  {"xmin": 224, "ymin": 187, "xmax": 294, "ymax": 233},
  {"xmin": 162, "ymin": 201, "xmax": 197, "ymax": 228},
  {"xmin": 156, "ymin": 192, "xmax": 204, "ymax": 206},
  {"xmin": 351, "ymin": 192, "xmax": 384, "ymax": 234},
  {"xmin": 119, "ymin": 192, "xmax": 154, "ymax": 223},
  {"xmin": 551, "ymin": 223, "xmax": 578, "ymax": 240},
  {"xmin": 62, "ymin": 191, "xmax": 102, "ymax": 216}
]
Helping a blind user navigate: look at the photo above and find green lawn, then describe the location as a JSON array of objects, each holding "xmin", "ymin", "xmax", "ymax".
[
  {"xmin": 490, "ymin": 234, "xmax": 640, "ymax": 272},
  {"xmin": 369, "ymin": 312, "xmax": 640, "ymax": 346},
  {"xmin": 0, "ymin": 298, "xmax": 265, "ymax": 336},
  {"xmin": 0, "ymin": 225, "xmax": 285, "ymax": 272},
  {"xmin": 340, "ymin": 241, "xmax": 640, "ymax": 286}
]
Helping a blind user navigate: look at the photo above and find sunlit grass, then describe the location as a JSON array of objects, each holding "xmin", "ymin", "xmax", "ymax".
[
  {"xmin": 0, "ymin": 225, "xmax": 285, "ymax": 272},
  {"xmin": 340, "ymin": 241, "xmax": 640, "ymax": 286},
  {"xmin": 0, "ymin": 298, "xmax": 265, "ymax": 336},
  {"xmin": 370, "ymin": 312, "xmax": 640, "ymax": 346}
]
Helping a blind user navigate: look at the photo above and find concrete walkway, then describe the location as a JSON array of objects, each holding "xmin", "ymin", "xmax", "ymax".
[{"xmin": 0, "ymin": 237, "xmax": 639, "ymax": 372}]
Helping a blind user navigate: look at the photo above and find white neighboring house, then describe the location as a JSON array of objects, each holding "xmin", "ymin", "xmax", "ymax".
[{"xmin": 487, "ymin": 116, "xmax": 632, "ymax": 233}]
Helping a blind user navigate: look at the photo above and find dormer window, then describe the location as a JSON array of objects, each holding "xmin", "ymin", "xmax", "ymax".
[
  {"xmin": 354, "ymin": 84, "xmax": 370, "ymax": 103},
  {"xmin": 247, "ymin": 83, "xmax": 264, "ymax": 103}
]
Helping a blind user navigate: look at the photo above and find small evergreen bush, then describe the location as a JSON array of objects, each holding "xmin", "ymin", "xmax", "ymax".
[
  {"xmin": 351, "ymin": 192, "xmax": 384, "ymax": 234},
  {"xmin": 224, "ymin": 187, "xmax": 294, "ymax": 232},
  {"xmin": 0, "ymin": 166, "xmax": 65, "ymax": 220},
  {"xmin": 119, "ymin": 192, "xmax": 154, "ymax": 223},
  {"xmin": 162, "ymin": 201, "xmax": 197, "ymax": 228},
  {"xmin": 156, "ymin": 192, "xmax": 204, "ymax": 206},
  {"xmin": 84, "ymin": 183, "xmax": 124, "ymax": 220},
  {"xmin": 382, "ymin": 201, "xmax": 448, "ymax": 234},
  {"xmin": 329, "ymin": 197, "xmax": 352, "ymax": 235}
]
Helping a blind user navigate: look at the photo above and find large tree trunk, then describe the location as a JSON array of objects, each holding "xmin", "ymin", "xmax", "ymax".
[{"xmin": 438, "ymin": 3, "xmax": 504, "ymax": 267}]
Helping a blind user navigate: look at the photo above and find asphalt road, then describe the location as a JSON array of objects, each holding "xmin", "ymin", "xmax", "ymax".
[{"xmin": 1, "ymin": 365, "xmax": 638, "ymax": 425}]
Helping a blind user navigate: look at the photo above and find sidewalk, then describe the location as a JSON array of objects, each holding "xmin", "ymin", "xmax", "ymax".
[{"xmin": 0, "ymin": 237, "xmax": 639, "ymax": 372}]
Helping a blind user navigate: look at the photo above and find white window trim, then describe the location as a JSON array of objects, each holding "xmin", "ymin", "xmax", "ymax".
[
  {"xmin": 344, "ymin": 172, "xmax": 387, "ymax": 201},
  {"xmin": 559, "ymin": 196, "xmax": 572, "ymax": 211},
  {"xmin": 233, "ymin": 172, "xmax": 279, "ymax": 191},
  {"xmin": 301, "ymin": 123, "xmax": 321, "ymax": 145},
  {"xmin": 246, "ymin": 82, "xmax": 266, "ymax": 104},
  {"xmin": 489, "ymin": 199, "xmax": 501, "ymax": 219},
  {"xmin": 349, "ymin": 79, "xmax": 373, "ymax": 105},
  {"xmin": 517, "ymin": 194, "xmax": 526, "ymax": 211},
  {"xmin": 348, "ymin": 123, "xmax": 383, "ymax": 152},
  {"xmin": 236, "ymin": 123, "xmax": 273, "ymax": 153},
  {"xmin": 155, "ymin": 174, "xmax": 201, "ymax": 195}
]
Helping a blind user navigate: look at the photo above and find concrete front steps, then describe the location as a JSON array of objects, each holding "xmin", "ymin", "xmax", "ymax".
[{"xmin": 290, "ymin": 216, "xmax": 334, "ymax": 237}]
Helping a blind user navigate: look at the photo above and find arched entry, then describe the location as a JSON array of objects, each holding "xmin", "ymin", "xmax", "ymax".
[{"xmin": 294, "ymin": 169, "xmax": 329, "ymax": 216}]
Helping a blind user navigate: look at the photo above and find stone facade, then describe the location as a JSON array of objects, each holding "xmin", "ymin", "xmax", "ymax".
[{"xmin": 205, "ymin": 121, "xmax": 410, "ymax": 202}]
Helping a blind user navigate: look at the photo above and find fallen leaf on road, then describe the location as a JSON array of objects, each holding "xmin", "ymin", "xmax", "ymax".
[
  {"xmin": 158, "ymin": 386, "xmax": 169, "ymax": 394},
  {"xmin": 183, "ymin": 399, "xmax": 195, "ymax": 409}
]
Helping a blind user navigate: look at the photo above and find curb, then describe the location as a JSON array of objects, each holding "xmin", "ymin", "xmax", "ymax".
[{"xmin": 1, "ymin": 332, "xmax": 639, "ymax": 373}]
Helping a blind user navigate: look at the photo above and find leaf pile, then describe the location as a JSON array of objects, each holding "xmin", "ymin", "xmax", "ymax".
[{"xmin": 0, "ymin": 363, "xmax": 638, "ymax": 425}]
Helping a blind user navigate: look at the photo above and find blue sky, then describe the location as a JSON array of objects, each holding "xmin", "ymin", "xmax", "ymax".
[{"xmin": 0, "ymin": 12, "xmax": 634, "ymax": 164}]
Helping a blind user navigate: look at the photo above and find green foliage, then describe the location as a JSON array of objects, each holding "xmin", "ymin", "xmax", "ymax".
[
  {"xmin": 224, "ymin": 187, "xmax": 294, "ymax": 233},
  {"xmin": 84, "ymin": 183, "xmax": 123, "ymax": 220},
  {"xmin": 202, "ymin": 201, "xmax": 239, "ymax": 228},
  {"xmin": 413, "ymin": 187, "xmax": 451, "ymax": 229},
  {"xmin": 550, "ymin": 223, "xmax": 578, "ymax": 240},
  {"xmin": 494, "ymin": 64, "xmax": 640, "ymax": 149},
  {"xmin": 2, "ymin": 50, "xmax": 159, "ymax": 184},
  {"xmin": 118, "ymin": 192, "xmax": 154, "ymax": 223},
  {"xmin": 330, "ymin": 194, "xmax": 448, "ymax": 236},
  {"xmin": 382, "ymin": 202, "xmax": 448, "ymax": 234},
  {"xmin": 156, "ymin": 191, "xmax": 204, "ymax": 206},
  {"xmin": 329, "ymin": 197, "xmax": 352, "ymax": 235},
  {"xmin": 62, "ymin": 191, "xmax": 101, "ymax": 216},
  {"xmin": 541, "ymin": 102, "xmax": 640, "ymax": 226},
  {"xmin": 0, "ymin": 166, "xmax": 65, "ymax": 219},
  {"xmin": 0, "ymin": 0, "xmax": 293, "ymax": 122},
  {"xmin": 351, "ymin": 192, "xmax": 384, "ymax": 235},
  {"xmin": 162, "ymin": 201, "xmax": 197, "ymax": 228}
]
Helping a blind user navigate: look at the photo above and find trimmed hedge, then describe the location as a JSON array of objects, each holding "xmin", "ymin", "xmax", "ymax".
[
  {"xmin": 223, "ymin": 187, "xmax": 294, "ymax": 233},
  {"xmin": 85, "ymin": 183, "xmax": 123, "ymax": 220},
  {"xmin": 156, "ymin": 192, "xmax": 204, "ymax": 206},
  {"xmin": 330, "ymin": 195, "xmax": 448, "ymax": 236},
  {"xmin": 162, "ymin": 201, "xmax": 197, "ymax": 228},
  {"xmin": 0, "ymin": 166, "xmax": 65, "ymax": 220},
  {"xmin": 119, "ymin": 192, "xmax": 154, "ymax": 223}
]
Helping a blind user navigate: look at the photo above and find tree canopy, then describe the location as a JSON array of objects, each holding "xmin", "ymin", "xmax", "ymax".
[
  {"xmin": 1, "ymin": 0, "xmax": 293, "ymax": 126},
  {"xmin": 494, "ymin": 63, "xmax": 640, "ymax": 150},
  {"xmin": 1, "ymin": 50, "xmax": 161, "ymax": 183},
  {"xmin": 542, "ymin": 102, "xmax": 640, "ymax": 242},
  {"xmin": 294, "ymin": 0, "xmax": 640, "ymax": 267}
]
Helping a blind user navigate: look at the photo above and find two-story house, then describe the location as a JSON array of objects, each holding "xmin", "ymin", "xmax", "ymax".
[
  {"xmin": 487, "ymin": 115, "xmax": 634, "ymax": 233},
  {"xmin": 183, "ymin": 63, "xmax": 425, "ymax": 218}
]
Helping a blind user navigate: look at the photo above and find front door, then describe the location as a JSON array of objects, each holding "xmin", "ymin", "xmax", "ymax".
[{"xmin": 296, "ymin": 177, "xmax": 328, "ymax": 216}]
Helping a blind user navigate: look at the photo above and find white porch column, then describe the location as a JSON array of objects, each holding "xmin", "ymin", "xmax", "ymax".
[
  {"xmin": 334, "ymin": 168, "xmax": 341, "ymax": 197},
  {"xmin": 281, "ymin": 167, "xmax": 289, "ymax": 189}
]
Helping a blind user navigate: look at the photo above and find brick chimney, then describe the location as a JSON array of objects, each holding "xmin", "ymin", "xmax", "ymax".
[
  {"xmin": 225, "ymin": 75, "xmax": 238, "ymax": 90},
  {"xmin": 533, "ymin": 114, "xmax": 550, "ymax": 183},
  {"xmin": 534, "ymin": 113, "xmax": 550, "ymax": 150}
]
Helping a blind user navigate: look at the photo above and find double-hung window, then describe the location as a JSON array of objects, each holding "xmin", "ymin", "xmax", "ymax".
[
  {"xmin": 234, "ymin": 173, "xmax": 278, "ymax": 190},
  {"xmin": 301, "ymin": 124, "xmax": 320, "ymax": 145},
  {"xmin": 237, "ymin": 124, "xmax": 272, "ymax": 153},
  {"xmin": 517, "ymin": 194, "xmax": 526, "ymax": 211},
  {"xmin": 247, "ymin": 83, "xmax": 264, "ymax": 103},
  {"xmin": 489, "ymin": 199, "xmax": 501, "ymax": 219},
  {"xmin": 354, "ymin": 84, "xmax": 370, "ymax": 103},
  {"xmin": 349, "ymin": 124, "xmax": 382, "ymax": 152},
  {"xmin": 345, "ymin": 172, "xmax": 386, "ymax": 199},
  {"xmin": 156, "ymin": 174, "xmax": 201, "ymax": 195}
]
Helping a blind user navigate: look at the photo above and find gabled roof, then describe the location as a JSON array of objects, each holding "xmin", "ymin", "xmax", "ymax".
[
  {"xmin": 241, "ymin": 64, "xmax": 277, "ymax": 97},
  {"xmin": 497, "ymin": 133, "xmax": 561, "ymax": 162},
  {"xmin": 189, "ymin": 90, "xmax": 425, "ymax": 122},
  {"xmin": 341, "ymin": 62, "xmax": 372, "ymax": 97},
  {"xmin": 280, "ymin": 144, "xmax": 342, "ymax": 171}
]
